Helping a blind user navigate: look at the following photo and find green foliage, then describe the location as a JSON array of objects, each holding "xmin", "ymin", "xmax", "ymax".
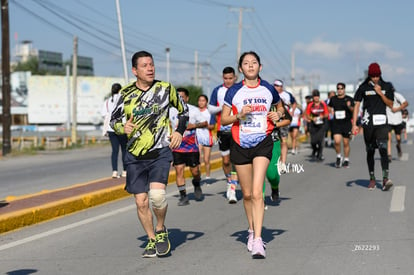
[
  {"xmin": 12, "ymin": 56, "xmax": 41, "ymax": 74},
  {"xmin": 178, "ymin": 85, "xmax": 204, "ymax": 106}
]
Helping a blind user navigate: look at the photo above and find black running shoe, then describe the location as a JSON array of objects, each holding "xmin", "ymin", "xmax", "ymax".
[
  {"xmin": 335, "ymin": 157, "xmax": 342, "ymax": 168},
  {"xmin": 342, "ymin": 160, "xmax": 349, "ymax": 168},
  {"xmin": 178, "ymin": 195, "xmax": 189, "ymax": 206},
  {"xmin": 270, "ymin": 188, "xmax": 280, "ymax": 202},
  {"xmin": 194, "ymin": 186, "xmax": 203, "ymax": 201},
  {"xmin": 142, "ymin": 239, "xmax": 157, "ymax": 258},
  {"xmin": 155, "ymin": 226, "xmax": 171, "ymax": 256},
  {"xmin": 396, "ymin": 144, "xmax": 402, "ymax": 158}
]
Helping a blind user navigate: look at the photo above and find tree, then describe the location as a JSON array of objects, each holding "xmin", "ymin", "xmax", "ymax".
[
  {"xmin": 179, "ymin": 85, "xmax": 204, "ymax": 106},
  {"xmin": 12, "ymin": 56, "xmax": 42, "ymax": 74},
  {"xmin": 12, "ymin": 57, "xmax": 69, "ymax": 75}
]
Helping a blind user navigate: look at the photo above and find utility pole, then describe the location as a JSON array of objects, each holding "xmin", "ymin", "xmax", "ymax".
[
  {"xmin": 115, "ymin": 0, "xmax": 128, "ymax": 84},
  {"xmin": 66, "ymin": 65, "xmax": 71, "ymax": 130},
  {"xmin": 194, "ymin": 50, "xmax": 198, "ymax": 86},
  {"xmin": 1, "ymin": 0, "xmax": 11, "ymax": 156},
  {"xmin": 229, "ymin": 6, "xmax": 253, "ymax": 66},
  {"xmin": 71, "ymin": 36, "xmax": 78, "ymax": 147}
]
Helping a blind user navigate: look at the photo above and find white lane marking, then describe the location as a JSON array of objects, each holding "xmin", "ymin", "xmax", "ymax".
[
  {"xmin": 400, "ymin": 153, "xmax": 409, "ymax": 161},
  {"xmin": 390, "ymin": 186, "xmax": 406, "ymax": 212},
  {"xmin": 0, "ymin": 205, "xmax": 135, "ymax": 252},
  {"xmin": 0, "ymin": 190, "xmax": 182, "ymax": 252}
]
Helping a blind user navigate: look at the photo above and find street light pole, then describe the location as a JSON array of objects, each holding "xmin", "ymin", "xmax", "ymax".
[
  {"xmin": 207, "ymin": 43, "xmax": 226, "ymax": 94},
  {"xmin": 166, "ymin": 48, "xmax": 170, "ymax": 83},
  {"xmin": 115, "ymin": 0, "xmax": 128, "ymax": 84}
]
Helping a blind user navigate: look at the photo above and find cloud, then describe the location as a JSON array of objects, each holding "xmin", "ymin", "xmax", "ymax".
[
  {"xmin": 294, "ymin": 38, "xmax": 342, "ymax": 59},
  {"xmin": 347, "ymin": 40, "xmax": 403, "ymax": 59},
  {"xmin": 294, "ymin": 38, "xmax": 403, "ymax": 60}
]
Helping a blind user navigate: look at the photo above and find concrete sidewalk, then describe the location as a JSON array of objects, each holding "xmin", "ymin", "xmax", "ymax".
[{"xmin": 0, "ymin": 153, "xmax": 223, "ymax": 234}]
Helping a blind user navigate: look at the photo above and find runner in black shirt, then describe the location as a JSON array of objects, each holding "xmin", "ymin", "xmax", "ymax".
[
  {"xmin": 352, "ymin": 62, "xmax": 394, "ymax": 191},
  {"xmin": 328, "ymin": 82, "xmax": 354, "ymax": 168}
]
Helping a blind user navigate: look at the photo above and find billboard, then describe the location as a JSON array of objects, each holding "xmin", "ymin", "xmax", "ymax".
[{"xmin": 28, "ymin": 75, "xmax": 125, "ymax": 124}]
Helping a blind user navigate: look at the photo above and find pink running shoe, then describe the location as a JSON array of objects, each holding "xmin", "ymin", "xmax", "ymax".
[
  {"xmin": 251, "ymin": 237, "xmax": 266, "ymax": 259},
  {"xmin": 247, "ymin": 229, "xmax": 254, "ymax": 252}
]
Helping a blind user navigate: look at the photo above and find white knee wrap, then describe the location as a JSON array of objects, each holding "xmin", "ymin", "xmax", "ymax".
[{"xmin": 148, "ymin": 189, "xmax": 167, "ymax": 209}]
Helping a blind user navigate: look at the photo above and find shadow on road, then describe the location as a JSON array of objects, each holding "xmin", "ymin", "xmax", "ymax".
[
  {"xmin": 231, "ymin": 226, "xmax": 286, "ymax": 246},
  {"xmin": 346, "ymin": 179, "xmax": 379, "ymax": 190}
]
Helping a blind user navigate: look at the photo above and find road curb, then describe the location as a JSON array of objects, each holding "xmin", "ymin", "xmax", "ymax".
[{"xmin": 0, "ymin": 158, "xmax": 223, "ymax": 234}]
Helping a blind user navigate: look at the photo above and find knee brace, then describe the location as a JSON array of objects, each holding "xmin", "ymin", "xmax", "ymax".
[{"xmin": 148, "ymin": 189, "xmax": 167, "ymax": 209}]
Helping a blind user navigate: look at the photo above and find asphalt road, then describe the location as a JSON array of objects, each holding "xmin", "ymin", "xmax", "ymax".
[
  {"xmin": 0, "ymin": 134, "xmax": 412, "ymax": 274},
  {"xmin": 0, "ymin": 144, "xmax": 120, "ymax": 199}
]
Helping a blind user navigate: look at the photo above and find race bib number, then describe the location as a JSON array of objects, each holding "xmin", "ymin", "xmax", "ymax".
[
  {"xmin": 292, "ymin": 116, "xmax": 299, "ymax": 125},
  {"xmin": 335, "ymin": 110, "xmax": 346, "ymax": 120},
  {"xmin": 315, "ymin": 116, "xmax": 324, "ymax": 125},
  {"xmin": 240, "ymin": 114, "xmax": 267, "ymax": 133},
  {"xmin": 372, "ymin": 114, "xmax": 386, "ymax": 125}
]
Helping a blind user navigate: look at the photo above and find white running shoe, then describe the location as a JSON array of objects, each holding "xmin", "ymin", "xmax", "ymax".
[
  {"xmin": 278, "ymin": 161, "xmax": 287, "ymax": 174},
  {"xmin": 121, "ymin": 170, "xmax": 127, "ymax": 177},
  {"xmin": 226, "ymin": 184, "xmax": 231, "ymax": 200},
  {"xmin": 112, "ymin": 171, "xmax": 119, "ymax": 178},
  {"xmin": 228, "ymin": 189, "xmax": 237, "ymax": 204}
]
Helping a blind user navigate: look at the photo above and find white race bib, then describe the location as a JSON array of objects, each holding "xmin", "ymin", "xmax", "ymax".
[
  {"xmin": 372, "ymin": 114, "xmax": 386, "ymax": 125},
  {"xmin": 335, "ymin": 110, "xmax": 346, "ymax": 120},
  {"xmin": 240, "ymin": 114, "xmax": 267, "ymax": 133}
]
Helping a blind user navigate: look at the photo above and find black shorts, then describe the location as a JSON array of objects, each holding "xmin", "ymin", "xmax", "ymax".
[
  {"xmin": 331, "ymin": 122, "xmax": 352, "ymax": 138},
  {"xmin": 230, "ymin": 135, "xmax": 273, "ymax": 165},
  {"xmin": 173, "ymin": 151, "xmax": 200, "ymax": 167},
  {"xmin": 217, "ymin": 131, "xmax": 232, "ymax": 152},
  {"xmin": 289, "ymin": 126, "xmax": 299, "ymax": 132},
  {"xmin": 124, "ymin": 147, "xmax": 173, "ymax": 194},
  {"xmin": 388, "ymin": 124, "xmax": 405, "ymax": 135},
  {"xmin": 363, "ymin": 126, "xmax": 388, "ymax": 148}
]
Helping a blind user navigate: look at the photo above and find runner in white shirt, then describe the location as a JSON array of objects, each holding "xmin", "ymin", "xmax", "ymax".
[
  {"xmin": 221, "ymin": 51, "xmax": 284, "ymax": 259},
  {"xmin": 209, "ymin": 67, "xmax": 239, "ymax": 203},
  {"xmin": 386, "ymin": 91, "xmax": 409, "ymax": 159},
  {"xmin": 289, "ymin": 106, "xmax": 303, "ymax": 155},
  {"xmin": 170, "ymin": 88, "xmax": 208, "ymax": 206},
  {"xmin": 273, "ymin": 79, "xmax": 297, "ymax": 173},
  {"xmin": 196, "ymin": 94, "xmax": 216, "ymax": 179}
]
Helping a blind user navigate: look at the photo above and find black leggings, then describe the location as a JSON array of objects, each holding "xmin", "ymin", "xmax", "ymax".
[
  {"xmin": 309, "ymin": 124, "xmax": 325, "ymax": 157},
  {"xmin": 364, "ymin": 126, "xmax": 389, "ymax": 173}
]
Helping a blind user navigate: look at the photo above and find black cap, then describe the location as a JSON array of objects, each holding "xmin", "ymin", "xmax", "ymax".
[{"xmin": 312, "ymin": 89, "xmax": 320, "ymax": 97}]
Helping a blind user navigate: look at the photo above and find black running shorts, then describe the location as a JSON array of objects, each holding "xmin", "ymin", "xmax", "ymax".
[
  {"xmin": 230, "ymin": 134, "xmax": 273, "ymax": 165},
  {"xmin": 124, "ymin": 147, "xmax": 173, "ymax": 194}
]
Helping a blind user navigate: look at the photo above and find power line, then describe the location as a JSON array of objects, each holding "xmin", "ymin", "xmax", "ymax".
[{"xmin": 11, "ymin": 0, "xmax": 117, "ymax": 57}]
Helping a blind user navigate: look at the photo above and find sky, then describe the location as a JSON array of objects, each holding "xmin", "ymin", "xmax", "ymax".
[{"xmin": 7, "ymin": 0, "xmax": 414, "ymax": 110}]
